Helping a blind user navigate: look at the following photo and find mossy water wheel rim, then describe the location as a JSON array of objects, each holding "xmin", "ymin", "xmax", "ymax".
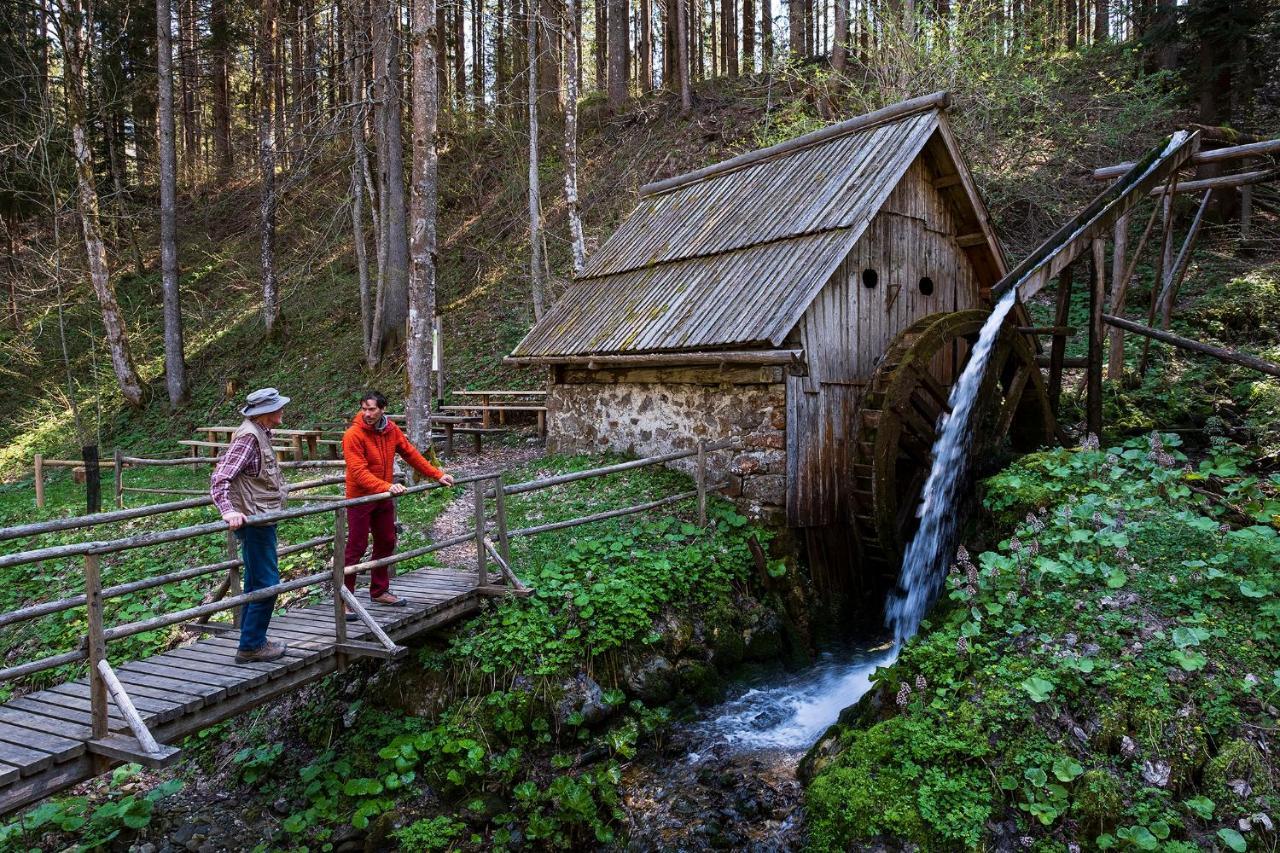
[{"xmin": 850, "ymin": 309, "xmax": 1055, "ymax": 579}]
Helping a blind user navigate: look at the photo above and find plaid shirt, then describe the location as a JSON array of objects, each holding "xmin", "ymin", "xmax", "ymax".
[{"xmin": 210, "ymin": 431, "xmax": 268, "ymax": 515}]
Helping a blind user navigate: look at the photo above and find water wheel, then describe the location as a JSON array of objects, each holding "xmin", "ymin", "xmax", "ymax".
[{"xmin": 849, "ymin": 309, "xmax": 1055, "ymax": 581}]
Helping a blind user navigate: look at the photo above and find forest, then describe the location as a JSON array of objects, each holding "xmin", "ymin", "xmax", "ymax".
[{"xmin": 0, "ymin": 0, "xmax": 1278, "ymax": 846}]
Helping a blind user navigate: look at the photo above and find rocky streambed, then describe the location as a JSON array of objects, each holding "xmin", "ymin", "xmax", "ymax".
[{"xmin": 621, "ymin": 642, "xmax": 896, "ymax": 850}]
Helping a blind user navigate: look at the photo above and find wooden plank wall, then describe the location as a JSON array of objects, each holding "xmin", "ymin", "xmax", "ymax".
[{"xmin": 787, "ymin": 158, "xmax": 984, "ymax": 527}]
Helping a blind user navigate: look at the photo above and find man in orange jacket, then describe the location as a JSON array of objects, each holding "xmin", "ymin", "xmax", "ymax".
[{"xmin": 342, "ymin": 390, "xmax": 455, "ymax": 609}]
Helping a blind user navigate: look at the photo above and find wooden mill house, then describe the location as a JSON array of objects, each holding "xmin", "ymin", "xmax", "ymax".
[{"xmin": 507, "ymin": 92, "xmax": 1008, "ymax": 584}]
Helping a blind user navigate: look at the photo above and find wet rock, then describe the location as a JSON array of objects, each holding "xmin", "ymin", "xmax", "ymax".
[
  {"xmin": 625, "ymin": 656, "xmax": 676, "ymax": 704},
  {"xmin": 171, "ymin": 824, "xmax": 198, "ymax": 847},
  {"xmin": 656, "ymin": 611, "xmax": 694, "ymax": 658},
  {"xmin": 709, "ymin": 624, "xmax": 746, "ymax": 669},
  {"xmin": 744, "ymin": 612, "xmax": 783, "ymax": 662},
  {"xmin": 555, "ymin": 672, "xmax": 613, "ymax": 727},
  {"xmin": 1141, "ymin": 759, "xmax": 1171, "ymax": 787},
  {"xmin": 675, "ymin": 659, "xmax": 723, "ymax": 704},
  {"xmin": 750, "ymin": 705, "xmax": 788, "ymax": 731}
]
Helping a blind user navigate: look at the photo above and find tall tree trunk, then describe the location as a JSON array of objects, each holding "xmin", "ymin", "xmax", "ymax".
[
  {"xmin": 344, "ymin": 0, "xmax": 374, "ymax": 357},
  {"xmin": 1093, "ymin": 0, "xmax": 1106, "ymax": 41},
  {"xmin": 1065, "ymin": 0, "xmax": 1077, "ymax": 47},
  {"xmin": 472, "ymin": 0, "xmax": 484, "ymax": 117},
  {"xmin": 539, "ymin": 0, "xmax": 562, "ymax": 110},
  {"xmin": 527, "ymin": 3, "xmax": 545, "ymax": 318},
  {"xmin": 260, "ymin": 0, "xmax": 281, "ymax": 333},
  {"xmin": 607, "ymin": 0, "xmax": 626, "ymax": 107},
  {"xmin": 178, "ymin": 0, "xmax": 197, "ymax": 181},
  {"xmin": 454, "ymin": 0, "xmax": 466, "ymax": 113},
  {"xmin": 832, "ymin": 0, "xmax": 846, "ymax": 69},
  {"xmin": 640, "ymin": 0, "xmax": 652, "ymax": 89},
  {"xmin": 595, "ymin": 0, "xmax": 607, "ymax": 89},
  {"xmin": 211, "ymin": 0, "xmax": 234, "ymax": 177},
  {"xmin": 372, "ymin": 0, "xmax": 411, "ymax": 355},
  {"xmin": 741, "ymin": 0, "xmax": 753, "ymax": 72},
  {"xmin": 496, "ymin": 0, "xmax": 507, "ymax": 107},
  {"xmin": 759, "ymin": 0, "xmax": 770, "ymax": 67},
  {"xmin": 563, "ymin": 0, "xmax": 586, "ymax": 274},
  {"xmin": 157, "ymin": 0, "xmax": 189, "ymax": 406},
  {"xmin": 60, "ymin": 0, "xmax": 146, "ymax": 406},
  {"xmin": 408, "ymin": 0, "xmax": 438, "ymax": 447},
  {"xmin": 788, "ymin": 0, "xmax": 801, "ymax": 56},
  {"xmin": 676, "ymin": 0, "xmax": 690, "ymax": 107}
]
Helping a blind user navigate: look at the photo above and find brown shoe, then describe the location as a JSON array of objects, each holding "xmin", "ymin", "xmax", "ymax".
[
  {"xmin": 235, "ymin": 640, "xmax": 288, "ymax": 663},
  {"xmin": 371, "ymin": 594, "xmax": 407, "ymax": 607}
]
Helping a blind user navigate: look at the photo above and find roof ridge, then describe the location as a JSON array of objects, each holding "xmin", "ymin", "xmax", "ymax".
[{"xmin": 637, "ymin": 91, "xmax": 950, "ymax": 198}]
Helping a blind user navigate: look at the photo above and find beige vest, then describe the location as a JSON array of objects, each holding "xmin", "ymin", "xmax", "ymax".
[{"xmin": 224, "ymin": 419, "xmax": 288, "ymax": 516}]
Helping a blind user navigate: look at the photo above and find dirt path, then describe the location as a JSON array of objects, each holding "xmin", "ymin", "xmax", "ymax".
[{"xmin": 427, "ymin": 441, "xmax": 545, "ymax": 567}]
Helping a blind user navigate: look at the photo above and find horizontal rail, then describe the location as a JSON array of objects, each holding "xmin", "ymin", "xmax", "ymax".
[
  {"xmin": 506, "ymin": 486, "xmax": 720, "ymax": 537},
  {"xmin": 1102, "ymin": 314, "xmax": 1280, "ymax": 378},
  {"xmin": 501, "ymin": 440, "xmax": 736, "ymax": 496},
  {"xmin": 0, "ymin": 535, "xmax": 334, "ymax": 630},
  {"xmin": 0, "ymin": 649, "xmax": 88, "ymax": 683},
  {"xmin": 1091, "ymin": 137, "xmax": 1280, "ymax": 179},
  {"xmin": 0, "ymin": 476, "xmax": 347, "ymax": 542}
]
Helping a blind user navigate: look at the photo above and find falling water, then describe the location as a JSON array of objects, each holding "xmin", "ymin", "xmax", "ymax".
[{"xmin": 886, "ymin": 286, "xmax": 1021, "ymax": 646}]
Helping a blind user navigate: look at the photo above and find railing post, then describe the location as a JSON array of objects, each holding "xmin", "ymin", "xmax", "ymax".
[
  {"xmin": 494, "ymin": 474, "xmax": 509, "ymax": 564},
  {"xmin": 473, "ymin": 480, "xmax": 487, "ymax": 587},
  {"xmin": 696, "ymin": 439, "xmax": 707, "ymax": 527},
  {"xmin": 33, "ymin": 453, "xmax": 44, "ymax": 509},
  {"xmin": 113, "ymin": 448, "xmax": 124, "ymax": 508},
  {"xmin": 332, "ymin": 509, "xmax": 348, "ymax": 658},
  {"xmin": 225, "ymin": 530, "xmax": 242, "ymax": 627},
  {"xmin": 84, "ymin": 553, "xmax": 110, "ymax": 752}
]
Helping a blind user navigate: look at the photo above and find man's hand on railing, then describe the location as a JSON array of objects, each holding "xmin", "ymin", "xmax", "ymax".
[
  {"xmin": 222, "ymin": 511, "xmax": 247, "ymax": 530},
  {"xmin": 438, "ymin": 474, "xmax": 455, "ymax": 487},
  {"xmin": 388, "ymin": 483, "xmax": 407, "ymax": 496}
]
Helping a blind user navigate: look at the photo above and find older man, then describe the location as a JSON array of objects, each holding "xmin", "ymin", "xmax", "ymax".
[
  {"xmin": 210, "ymin": 387, "xmax": 291, "ymax": 663},
  {"xmin": 342, "ymin": 390, "xmax": 454, "ymax": 610}
]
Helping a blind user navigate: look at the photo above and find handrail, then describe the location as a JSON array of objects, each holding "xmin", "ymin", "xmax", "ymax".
[
  {"xmin": 0, "ymin": 475, "xmax": 347, "ymax": 542},
  {"xmin": 0, "ymin": 441, "xmax": 741, "ymax": 690}
]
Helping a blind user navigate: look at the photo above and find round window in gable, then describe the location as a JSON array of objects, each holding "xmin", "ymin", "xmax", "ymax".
[
  {"xmin": 918, "ymin": 276, "xmax": 935, "ymax": 296},
  {"xmin": 862, "ymin": 268, "xmax": 879, "ymax": 289}
]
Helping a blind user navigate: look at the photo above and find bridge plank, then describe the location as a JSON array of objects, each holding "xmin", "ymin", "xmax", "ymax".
[
  {"xmin": 0, "ymin": 762, "xmax": 17, "ymax": 787},
  {"xmin": 0, "ymin": 707, "xmax": 91, "ymax": 742},
  {"xmin": 147, "ymin": 653, "xmax": 270, "ymax": 692},
  {"xmin": 9, "ymin": 693, "xmax": 133, "ymax": 730},
  {"xmin": 62, "ymin": 677, "xmax": 205, "ymax": 714},
  {"xmin": 48, "ymin": 683, "xmax": 189, "ymax": 723},
  {"xmin": 167, "ymin": 647, "xmax": 300, "ymax": 676},
  {"xmin": 0, "ymin": 722, "xmax": 83, "ymax": 762},
  {"xmin": 121, "ymin": 660, "xmax": 241, "ymax": 695},
  {"xmin": 113, "ymin": 667, "xmax": 227, "ymax": 703},
  {"xmin": 0, "ymin": 737, "xmax": 60, "ymax": 774}
]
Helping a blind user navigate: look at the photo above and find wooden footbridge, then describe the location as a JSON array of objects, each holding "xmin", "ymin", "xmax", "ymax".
[{"xmin": 0, "ymin": 442, "xmax": 730, "ymax": 816}]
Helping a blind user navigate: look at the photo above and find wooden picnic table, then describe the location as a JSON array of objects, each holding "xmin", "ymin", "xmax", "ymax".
[
  {"xmin": 195, "ymin": 427, "xmax": 326, "ymax": 460},
  {"xmin": 448, "ymin": 390, "xmax": 547, "ymax": 429}
]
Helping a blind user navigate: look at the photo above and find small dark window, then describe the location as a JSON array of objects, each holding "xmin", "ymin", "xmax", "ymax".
[
  {"xmin": 918, "ymin": 276, "xmax": 935, "ymax": 296},
  {"xmin": 862, "ymin": 268, "xmax": 879, "ymax": 289}
]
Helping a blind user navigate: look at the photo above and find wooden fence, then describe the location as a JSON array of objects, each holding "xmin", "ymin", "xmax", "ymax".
[{"xmin": 0, "ymin": 440, "xmax": 733, "ymax": 767}]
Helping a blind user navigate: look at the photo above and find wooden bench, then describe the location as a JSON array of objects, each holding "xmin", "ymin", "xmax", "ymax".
[
  {"xmin": 453, "ymin": 426, "xmax": 507, "ymax": 455},
  {"xmin": 440, "ymin": 405, "xmax": 547, "ymax": 435},
  {"xmin": 177, "ymin": 440, "xmax": 294, "ymax": 461},
  {"xmin": 451, "ymin": 391, "xmax": 546, "ymax": 428}
]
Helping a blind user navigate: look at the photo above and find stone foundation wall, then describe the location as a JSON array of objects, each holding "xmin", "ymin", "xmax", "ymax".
[{"xmin": 546, "ymin": 381, "xmax": 787, "ymax": 521}]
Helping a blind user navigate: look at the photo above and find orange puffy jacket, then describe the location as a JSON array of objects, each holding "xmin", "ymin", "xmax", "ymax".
[{"xmin": 342, "ymin": 414, "xmax": 445, "ymax": 498}]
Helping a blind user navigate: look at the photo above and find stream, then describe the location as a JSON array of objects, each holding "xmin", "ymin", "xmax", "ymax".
[{"xmin": 622, "ymin": 642, "xmax": 897, "ymax": 850}]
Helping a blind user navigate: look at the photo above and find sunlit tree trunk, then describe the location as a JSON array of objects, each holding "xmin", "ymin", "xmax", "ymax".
[
  {"xmin": 371, "ymin": 0, "xmax": 411, "ymax": 357},
  {"xmin": 563, "ymin": 0, "xmax": 586, "ymax": 274},
  {"xmin": 407, "ymin": 0, "xmax": 439, "ymax": 447},
  {"xmin": 259, "ymin": 0, "xmax": 281, "ymax": 333},
  {"xmin": 157, "ymin": 0, "xmax": 189, "ymax": 406},
  {"xmin": 607, "ymin": 0, "xmax": 626, "ymax": 108},
  {"xmin": 528, "ymin": 2, "xmax": 546, "ymax": 318},
  {"xmin": 344, "ymin": 0, "xmax": 374, "ymax": 357},
  {"xmin": 60, "ymin": 0, "xmax": 146, "ymax": 406}
]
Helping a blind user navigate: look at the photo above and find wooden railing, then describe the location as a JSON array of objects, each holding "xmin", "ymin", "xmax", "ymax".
[{"xmin": 0, "ymin": 440, "xmax": 734, "ymax": 764}]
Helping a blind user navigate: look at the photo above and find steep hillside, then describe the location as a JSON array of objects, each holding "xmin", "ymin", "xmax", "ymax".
[{"xmin": 0, "ymin": 45, "xmax": 1184, "ymax": 477}]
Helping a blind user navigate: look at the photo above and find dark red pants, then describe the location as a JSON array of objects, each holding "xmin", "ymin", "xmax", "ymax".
[{"xmin": 344, "ymin": 499, "xmax": 397, "ymax": 598}]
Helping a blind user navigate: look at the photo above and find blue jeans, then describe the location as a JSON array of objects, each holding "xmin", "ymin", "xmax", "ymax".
[{"xmin": 236, "ymin": 524, "xmax": 279, "ymax": 651}]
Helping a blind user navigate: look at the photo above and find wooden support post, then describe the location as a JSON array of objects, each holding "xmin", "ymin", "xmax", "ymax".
[
  {"xmin": 290, "ymin": 435, "xmax": 304, "ymax": 461},
  {"xmin": 83, "ymin": 445, "xmax": 101, "ymax": 515},
  {"xmin": 1087, "ymin": 238, "xmax": 1106, "ymax": 439},
  {"xmin": 1047, "ymin": 266, "xmax": 1073, "ymax": 413},
  {"xmin": 494, "ymin": 474, "xmax": 509, "ymax": 564},
  {"xmin": 1106, "ymin": 199, "xmax": 1162, "ymax": 380},
  {"xmin": 113, "ymin": 448, "xmax": 124, "ymax": 509},
  {"xmin": 1139, "ymin": 189, "xmax": 1176, "ymax": 376},
  {"xmin": 1107, "ymin": 215, "xmax": 1128, "ymax": 380},
  {"xmin": 433, "ymin": 314, "xmax": 445, "ymax": 406},
  {"xmin": 84, "ymin": 553, "xmax": 110, "ymax": 770},
  {"xmin": 96, "ymin": 659, "xmax": 175, "ymax": 761},
  {"xmin": 696, "ymin": 439, "xmax": 707, "ymax": 527},
  {"xmin": 33, "ymin": 453, "xmax": 44, "ymax": 508},
  {"xmin": 1158, "ymin": 189, "xmax": 1212, "ymax": 330},
  {"xmin": 226, "ymin": 530, "xmax": 242, "ymax": 627},
  {"xmin": 1240, "ymin": 185, "xmax": 1252, "ymax": 241},
  {"xmin": 473, "ymin": 479, "xmax": 487, "ymax": 587},
  {"xmin": 331, "ymin": 508, "xmax": 348, "ymax": 665}
]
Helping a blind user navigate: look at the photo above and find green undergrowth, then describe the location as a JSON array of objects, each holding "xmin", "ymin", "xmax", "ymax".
[
  {"xmin": 0, "ymin": 463, "xmax": 453, "ymax": 703},
  {"xmin": 806, "ymin": 433, "xmax": 1280, "ymax": 850}
]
